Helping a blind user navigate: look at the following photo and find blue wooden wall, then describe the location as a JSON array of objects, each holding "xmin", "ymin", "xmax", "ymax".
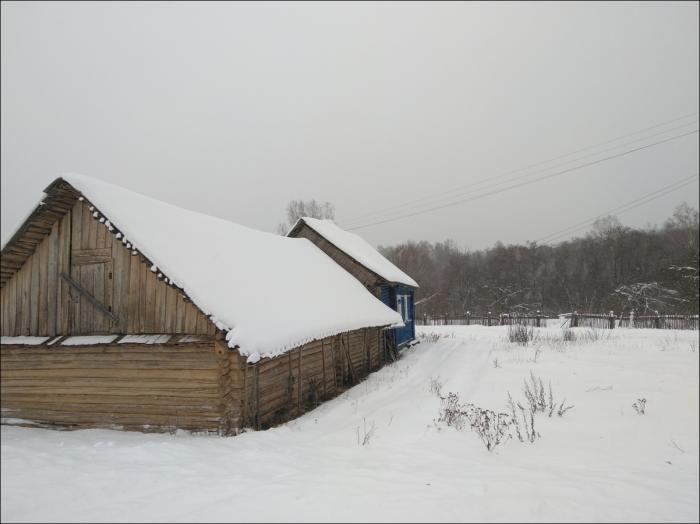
[{"xmin": 379, "ymin": 284, "xmax": 415, "ymax": 347}]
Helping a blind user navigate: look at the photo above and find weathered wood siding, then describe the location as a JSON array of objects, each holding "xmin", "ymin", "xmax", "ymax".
[
  {"xmin": 0, "ymin": 201, "xmax": 215, "ymax": 337},
  {"xmin": 290, "ymin": 223, "xmax": 383, "ymax": 293},
  {"xmin": 240, "ymin": 327, "xmax": 385, "ymax": 429},
  {"xmin": 0, "ymin": 338, "xmax": 232, "ymax": 432},
  {"xmin": 1, "ymin": 327, "xmax": 388, "ymax": 433}
]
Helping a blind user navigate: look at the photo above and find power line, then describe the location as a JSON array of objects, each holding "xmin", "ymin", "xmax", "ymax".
[
  {"xmin": 536, "ymin": 174, "xmax": 700, "ymax": 244},
  {"xmin": 340, "ymin": 112, "xmax": 699, "ymax": 228},
  {"xmin": 342, "ymin": 119, "xmax": 699, "ymax": 228},
  {"xmin": 538, "ymin": 175, "xmax": 698, "ymax": 243},
  {"xmin": 346, "ymin": 128, "xmax": 699, "ymax": 231},
  {"xmin": 341, "ymin": 112, "xmax": 699, "ymax": 228}
]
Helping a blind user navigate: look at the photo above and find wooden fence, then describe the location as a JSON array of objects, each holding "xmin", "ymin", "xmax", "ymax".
[
  {"xmin": 617, "ymin": 314, "xmax": 699, "ymax": 330},
  {"xmin": 417, "ymin": 312, "xmax": 699, "ymax": 330},
  {"xmin": 417, "ymin": 313, "xmax": 550, "ymax": 327}
]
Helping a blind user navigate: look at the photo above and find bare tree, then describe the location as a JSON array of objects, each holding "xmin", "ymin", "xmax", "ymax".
[
  {"xmin": 277, "ymin": 199, "xmax": 335, "ymax": 235},
  {"xmin": 590, "ymin": 215, "xmax": 627, "ymax": 239},
  {"xmin": 612, "ymin": 282, "xmax": 686, "ymax": 314}
]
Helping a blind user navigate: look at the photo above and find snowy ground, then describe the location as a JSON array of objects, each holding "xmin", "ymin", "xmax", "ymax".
[{"xmin": 2, "ymin": 326, "xmax": 698, "ymax": 523}]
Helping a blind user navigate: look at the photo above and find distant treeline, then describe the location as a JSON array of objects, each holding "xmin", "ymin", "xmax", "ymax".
[{"xmin": 379, "ymin": 203, "xmax": 699, "ymax": 317}]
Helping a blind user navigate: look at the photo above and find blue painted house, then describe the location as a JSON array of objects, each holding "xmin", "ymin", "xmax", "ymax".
[{"xmin": 287, "ymin": 217, "xmax": 419, "ymax": 348}]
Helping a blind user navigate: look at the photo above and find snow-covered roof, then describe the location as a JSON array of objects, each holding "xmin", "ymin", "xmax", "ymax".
[
  {"xmin": 54, "ymin": 175, "xmax": 402, "ymax": 362},
  {"xmin": 291, "ymin": 217, "xmax": 419, "ymax": 288}
]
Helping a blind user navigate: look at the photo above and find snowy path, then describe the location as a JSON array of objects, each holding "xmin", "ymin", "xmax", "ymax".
[{"xmin": 2, "ymin": 326, "xmax": 698, "ymax": 522}]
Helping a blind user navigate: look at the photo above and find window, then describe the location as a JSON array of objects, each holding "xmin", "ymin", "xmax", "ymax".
[{"xmin": 396, "ymin": 294, "xmax": 411, "ymax": 322}]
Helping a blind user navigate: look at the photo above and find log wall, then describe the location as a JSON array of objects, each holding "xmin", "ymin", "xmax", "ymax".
[
  {"xmin": 1, "ymin": 327, "xmax": 388, "ymax": 434},
  {"xmin": 241, "ymin": 327, "xmax": 385, "ymax": 429},
  {"xmin": 0, "ymin": 338, "xmax": 230, "ymax": 432}
]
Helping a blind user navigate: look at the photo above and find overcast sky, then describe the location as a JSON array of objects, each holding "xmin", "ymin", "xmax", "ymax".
[{"xmin": 2, "ymin": 1, "xmax": 698, "ymax": 250}]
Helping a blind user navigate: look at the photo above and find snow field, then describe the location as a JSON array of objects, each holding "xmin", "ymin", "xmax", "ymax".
[{"xmin": 1, "ymin": 326, "xmax": 698, "ymax": 522}]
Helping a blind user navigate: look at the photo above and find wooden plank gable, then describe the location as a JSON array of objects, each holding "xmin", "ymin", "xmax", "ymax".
[{"xmin": 1, "ymin": 198, "xmax": 216, "ymax": 337}]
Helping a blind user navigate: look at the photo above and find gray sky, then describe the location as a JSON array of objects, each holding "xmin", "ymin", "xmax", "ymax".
[{"xmin": 2, "ymin": 1, "xmax": 698, "ymax": 251}]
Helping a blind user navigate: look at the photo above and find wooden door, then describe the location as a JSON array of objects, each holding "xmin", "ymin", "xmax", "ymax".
[{"xmin": 69, "ymin": 248, "xmax": 114, "ymax": 334}]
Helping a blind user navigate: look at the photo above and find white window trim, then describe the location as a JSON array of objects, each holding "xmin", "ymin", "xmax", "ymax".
[{"xmin": 396, "ymin": 294, "xmax": 412, "ymax": 322}]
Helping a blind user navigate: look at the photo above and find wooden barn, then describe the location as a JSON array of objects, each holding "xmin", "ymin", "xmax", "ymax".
[
  {"xmin": 287, "ymin": 218, "xmax": 419, "ymax": 348},
  {"xmin": 0, "ymin": 175, "xmax": 403, "ymax": 434}
]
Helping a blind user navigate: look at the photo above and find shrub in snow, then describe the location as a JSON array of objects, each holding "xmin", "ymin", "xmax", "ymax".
[
  {"xmin": 557, "ymin": 399, "xmax": 575, "ymax": 417},
  {"xmin": 433, "ymin": 371, "xmax": 572, "ymax": 451},
  {"xmin": 632, "ymin": 398, "xmax": 647, "ymax": 415},
  {"xmin": 429, "ymin": 376, "xmax": 444, "ymax": 397},
  {"xmin": 508, "ymin": 324, "xmax": 534, "ymax": 345},
  {"xmin": 523, "ymin": 371, "xmax": 547, "ymax": 414},
  {"xmin": 419, "ymin": 332, "xmax": 441, "ymax": 344},
  {"xmin": 437, "ymin": 392, "xmax": 468, "ymax": 430},
  {"xmin": 436, "ymin": 392, "xmax": 512, "ymax": 451},
  {"xmin": 507, "ymin": 394, "xmax": 524, "ymax": 442},
  {"xmin": 522, "ymin": 371, "xmax": 574, "ymax": 419},
  {"xmin": 468, "ymin": 406, "xmax": 512, "ymax": 452}
]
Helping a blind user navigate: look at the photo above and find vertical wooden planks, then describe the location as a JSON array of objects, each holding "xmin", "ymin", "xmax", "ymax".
[
  {"xmin": 195, "ymin": 311, "xmax": 209, "ymax": 334},
  {"xmin": 10, "ymin": 276, "xmax": 18, "ymax": 335},
  {"xmin": 144, "ymin": 266, "xmax": 156, "ymax": 332},
  {"xmin": 110, "ymin": 234, "xmax": 127, "ymax": 333},
  {"xmin": 86, "ymin": 205, "xmax": 98, "ymax": 250},
  {"xmin": 297, "ymin": 346, "xmax": 303, "ymax": 411},
  {"xmin": 119, "ymin": 239, "xmax": 131, "ymax": 332},
  {"xmin": 58, "ymin": 212, "xmax": 71, "ymax": 334},
  {"xmin": 71, "ymin": 202, "xmax": 83, "ymax": 258},
  {"xmin": 164, "ymin": 286, "xmax": 176, "ymax": 333},
  {"xmin": 138, "ymin": 260, "xmax": 147, "ymax": 333},
  {"xmin": 0, "ymin": 280, "xmax": 10, "ymax": 335},
  {"xmin": 70, "ymin": 202, "xmax": 82, "ymax": 333},
  {"xmin": 93, "ymin": 263, "xmax": 106, "ymax": 333},
  {"xmin": 79, "ymin": 264, "xmax": 93, "ymax": 334},
  {"xmin": 175, "ymin": 294, "xmax": 185, "ymax": 333},
  {"xmin": 184, "ymin": 302, "xmax": 198, "ymax": 333},
  {"xmin": 46, "ymin": 222, "xmax": 59, "ymax": 336},
  {"xmin": 19, "ymin": 261, "xmax": 30, "ymax": 335},
  {"xmin": 154, "ymin": 275, "xmax": 165, "ymax": 333},
  {"xmin": 104, "ymin": 260, "xmax": 114, "ymax": 332},
  {"xmin": 96, "ymin": 217, "xmax": 106, "ymax": 250},
  {"xmin": 97, "ymin": 222, "xmax": 110, "ymax": 332},
  {"xmin": 127, "ymin": 252, "xmax": 141, "ymax": 332},
  {"xmin": 29, "ymin": 249, "xmax": 40, "ymax": 335},
  {"xmin": 35, "ymin": 238, "xmax": 48, "ymax": 335},
  {"xmin": 320, "ymin": 338, "xmax": 327, "ymax": 398}
]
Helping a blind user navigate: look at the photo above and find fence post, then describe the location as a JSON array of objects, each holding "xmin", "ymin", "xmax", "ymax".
[
  {"xmin": 608, "ymin": 310, "xmax": 615, "ymax": 329},
  {"xmin": 571, "ymin": 311, "xmax": 578, "ymax": 328},
  {"xmin": 536, "ymin": 310, "xmax": 541, "ymax": 328}
]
